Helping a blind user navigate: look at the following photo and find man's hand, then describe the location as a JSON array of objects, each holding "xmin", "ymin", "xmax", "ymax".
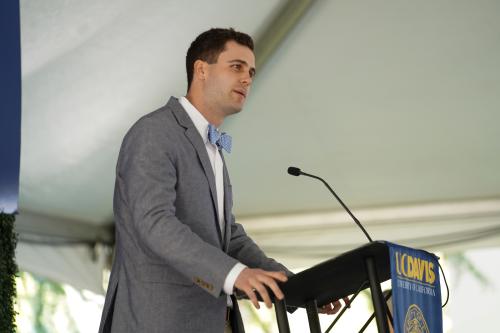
[
  {"xmin": 318, "ymin": 297, "xmax": 350, "ymax": 315},
  {"xmin": 234, "ymin": 268, "xmax": 288, "ymax": 309}
]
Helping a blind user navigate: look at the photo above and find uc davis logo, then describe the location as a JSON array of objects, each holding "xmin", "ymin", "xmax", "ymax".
[
  {"xmin": 404, "ymin": 304, "xmax": 429, "ymax": 333},
  {"xmin": 395, "ymin": 251, "xmax": 436, "ymax": 284}
]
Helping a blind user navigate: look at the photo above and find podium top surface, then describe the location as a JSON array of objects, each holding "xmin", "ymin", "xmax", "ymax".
[{"xmin": 281, "ymin": 241, "xmax": 391, "ymax": 307}]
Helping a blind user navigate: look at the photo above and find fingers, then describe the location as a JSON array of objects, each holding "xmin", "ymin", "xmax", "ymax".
[
  {"xmin": 251, "ymin": 273, "xmax": 284, "ymax": 308},
  {"xmin": 343, "ymin": 296, "xmax": 351, "ymax": 308},
  {"xmin": 319, "ymin": 302, "xmax": 339, "ymax": 315},
  {"xmin": 259, "ymin": 274, "xmax": 285, "ymax": 301},
  {"xmin": 318, "ymin": 303, "xmax": 332, "ymax": 314},
  {"xmin": 254, "ymin": 282, "xmax": 273, "ymax": 308},
  {"xmin": 234, "ymin": 268, "xmax": 288, "ymax": 310},
  {"xmin": 319, "ymin": 296, "xmax": 352, "ymax": 315},
  {"xmin": 246, "ymin": 288, "xmax": 259, "ymax": 309},
  {"xmin": 332, "ymin": 300, "xmax": 342, "ymax": 313},
  {"xmin": 262, "ymin": 270, "xmax": 288, "ymax": 283}
]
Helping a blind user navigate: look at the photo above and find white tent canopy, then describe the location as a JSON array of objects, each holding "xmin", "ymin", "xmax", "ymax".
[{"xmin": 17, "ymin": 0, "xmax": 500, "ymax": 294}]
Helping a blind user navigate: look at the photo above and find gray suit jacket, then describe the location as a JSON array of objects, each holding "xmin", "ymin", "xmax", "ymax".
[{"xmin": 98, "ymin": 97, "xmax": 289, "ymax": 333}]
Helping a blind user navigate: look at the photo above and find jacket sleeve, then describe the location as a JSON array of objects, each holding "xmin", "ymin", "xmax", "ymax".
[
  {"xmin": 226, "ymin": 216, "xmax": 294, "ymax": 277},
  {"xmin": 228, "ymin": 218, "xmax": 298, "ymax": 313}
]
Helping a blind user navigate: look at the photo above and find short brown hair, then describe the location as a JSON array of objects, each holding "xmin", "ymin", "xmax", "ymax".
[{"xmin": 185, "ymin": 28, "xmax": 254, "ymax": 90}]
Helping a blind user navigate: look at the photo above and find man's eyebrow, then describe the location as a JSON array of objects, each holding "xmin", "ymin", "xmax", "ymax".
[{"xmin": 228, "ymin": 59, "xmax": 256, "ymax": 76}]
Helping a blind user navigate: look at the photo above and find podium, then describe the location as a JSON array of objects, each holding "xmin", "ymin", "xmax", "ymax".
[{"xmin": 273, "ymin": 241, "xmax": 392, "ymax": 333}]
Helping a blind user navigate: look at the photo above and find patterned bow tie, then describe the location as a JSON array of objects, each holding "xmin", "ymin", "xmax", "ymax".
[{"xmin": 208, "ymin": 124, "xmax": 232, "ymax": 153}]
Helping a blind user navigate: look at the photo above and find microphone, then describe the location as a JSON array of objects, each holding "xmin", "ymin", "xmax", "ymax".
[
  {"xmin": 287, "ymin": 166, "xmax": 301, "ymax": 176},
  {"xmin": 287, "ymin": 166, "xmax": 373, "ymax": 242}
]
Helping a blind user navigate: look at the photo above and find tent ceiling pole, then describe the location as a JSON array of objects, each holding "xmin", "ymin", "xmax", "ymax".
[
  {"xmin": 254, "ymin": 0, "xmax": 317, "ymax": 70},
  {"xmin": 14, "ymin": 211, "xmax": 114, "ymax": 246}
]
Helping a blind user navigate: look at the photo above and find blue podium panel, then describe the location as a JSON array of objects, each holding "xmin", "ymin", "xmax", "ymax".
[{"xmin": 388, "ymin": 242, "xmax": 443, "ymax": 333}]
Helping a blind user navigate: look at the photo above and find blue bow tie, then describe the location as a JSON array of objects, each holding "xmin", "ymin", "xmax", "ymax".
[{"xmin": 208, "ymin": 124, "xmax": 232, "ymax": 153}]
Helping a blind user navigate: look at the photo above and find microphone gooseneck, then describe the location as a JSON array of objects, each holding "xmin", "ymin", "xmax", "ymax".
[{"xmin": 287, "ymin": 166, "xmax": 373, "ymax": 242}]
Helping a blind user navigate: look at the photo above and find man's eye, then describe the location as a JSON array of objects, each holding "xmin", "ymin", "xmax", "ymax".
[{"xmin": 231, "ymin": 64, "xmax": 241, "ymax": 70}]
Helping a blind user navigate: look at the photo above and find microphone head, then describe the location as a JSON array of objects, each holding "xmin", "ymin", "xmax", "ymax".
[{"xmin": 287, "ymin": 166, "xmax": 302, "ymax": 176}]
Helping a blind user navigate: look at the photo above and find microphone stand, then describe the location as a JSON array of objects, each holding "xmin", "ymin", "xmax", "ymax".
[
  {"xmin": 287, "ymin": 167, "xmax": 391, "ymax": 332},
  {"xmin": 288, "ymin": 167, "xmax": 373, "ymax": 242}
]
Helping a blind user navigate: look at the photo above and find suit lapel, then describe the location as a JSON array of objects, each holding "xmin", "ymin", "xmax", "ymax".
[
  {"xmin": 221, "ymin": 153, "xmax": 232, "ymax": 252},
  {"xmin": 168, "ymin": 97, "xmax": 223, "ymax": 247}
]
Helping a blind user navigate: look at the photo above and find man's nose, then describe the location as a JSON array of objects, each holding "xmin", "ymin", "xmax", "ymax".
[{"xmin": 240, "ymin": 73, "xmax": 253, "ymax": 86}]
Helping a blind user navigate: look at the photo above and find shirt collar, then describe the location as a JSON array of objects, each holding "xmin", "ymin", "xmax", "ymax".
[{"xmin": 179, "ymin": 96, "xmax": 211, "ymax": 144}]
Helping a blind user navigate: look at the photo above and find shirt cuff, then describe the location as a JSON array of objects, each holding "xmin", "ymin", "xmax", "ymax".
[{"xmin": 223, "ymin": 263, "xmax": 247, "ymax": 295}]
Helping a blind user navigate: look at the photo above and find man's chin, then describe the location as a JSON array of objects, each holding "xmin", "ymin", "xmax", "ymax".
[{"xmin": 225, "ymin": 105, "xmax": 244, "ymax": 116}]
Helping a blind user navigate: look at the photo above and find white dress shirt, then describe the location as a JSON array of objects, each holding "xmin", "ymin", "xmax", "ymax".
[{"xmin": 179, "ymin": 96, "xmax": 246, "ymax": 296}]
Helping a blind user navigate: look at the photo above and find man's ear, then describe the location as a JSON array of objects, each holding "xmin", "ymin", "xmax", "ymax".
[{"xmin": 193, "ymin": 59, "xmax": 207, "ymax": 81}]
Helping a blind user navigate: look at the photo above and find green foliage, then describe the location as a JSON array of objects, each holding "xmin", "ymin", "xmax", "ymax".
[
  {"xmin": 445, "ymin": 252, "xmax": 491, "ymax": 288},
  {"xmin": 241, "ymin": 300, "xmax": 273, "ymax": 333},
  {"xmin": 17, "ymin": 271, "xmax": 78, "ymax": 333},
  {"xmin": 0, "ymin": 213, "xmax": 18, "ymax": 333}
]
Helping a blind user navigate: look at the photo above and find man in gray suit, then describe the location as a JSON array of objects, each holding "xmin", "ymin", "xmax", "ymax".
[{"xmin": 99, "ymin": 28, "xmax": 344, "ymax": 333}]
